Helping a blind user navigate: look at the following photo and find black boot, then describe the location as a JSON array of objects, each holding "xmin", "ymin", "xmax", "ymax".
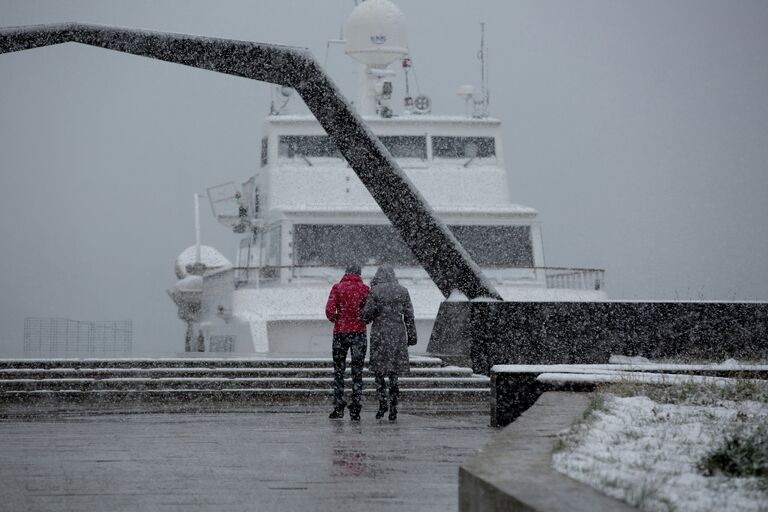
[
  {"xmin": 349, "ymin": 404, "xmax": 361, "ymax": 422},
  {"xmin": 388, "ymin": 405, "xmax": 397, "ymax": 421},
  {"xmin": 375, "ymin": 401, "xmax": 388, "ymax": 419},
  {"xmin": 329, "ymin": 403, "xmax": 345, "ymax": 419}
]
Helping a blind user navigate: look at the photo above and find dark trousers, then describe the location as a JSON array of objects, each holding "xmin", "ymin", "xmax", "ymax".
[
  {"xmin": 374, "ymin": 372, "xmax": 400, "ymax": 407},
  {"xmin": 332, "ymin": 332, "xmax": 367, "ymax": 408}
]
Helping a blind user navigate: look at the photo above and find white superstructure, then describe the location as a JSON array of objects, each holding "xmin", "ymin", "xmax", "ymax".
[{"xmin": 171, "ymin": 0, "xmax": 607, "ymax": 354}]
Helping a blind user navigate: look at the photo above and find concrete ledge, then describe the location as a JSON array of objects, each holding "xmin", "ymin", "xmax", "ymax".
[{"xmin": 460, "ymin": 392, "xmax": 637, "ymax": 512}]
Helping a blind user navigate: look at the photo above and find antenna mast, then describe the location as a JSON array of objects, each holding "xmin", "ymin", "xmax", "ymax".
[{"xmin": 477, "ymin": 22, "xmax": 489, "ymax": 117}]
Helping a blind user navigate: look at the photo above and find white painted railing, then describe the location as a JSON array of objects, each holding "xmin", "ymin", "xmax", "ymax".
[{"xmin": 233, "ymin": 265, "xmax": 605, "ymax": 291}]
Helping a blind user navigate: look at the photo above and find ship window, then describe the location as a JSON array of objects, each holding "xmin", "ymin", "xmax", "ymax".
[
  {"xmin": 448, "ymin": 225, "xmax": 533, "ymax": 266},
  {"xmin": 277, "ymin": 135, "xmax": 428, "ymax": 163},
  {"xmin": 261, "ymin": 137, "xmax": 268, "ymax": 167},
  {"xmin": 379, "ymin": 136, "xmax": 427, "ymax": 160},
  {"xmin": 432, "ymin": 136, "xmax": 496, "ymax": 159},
  {"xmin": 293, "ymin": 224, "xmax": 533, "ymax": 268},
  {"xmin": 278, "ymin": 136, "xmax": 341, "ymax": 159},
  {"xmin": 294, "ymin": 224, "xmax": 418, "ymax": 267}
]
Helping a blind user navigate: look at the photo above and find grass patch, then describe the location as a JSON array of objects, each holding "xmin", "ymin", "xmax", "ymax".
[
  {"xmin": 554, "ymin": 375, "xmax": 768, "ymax": 510},
  {"xmin": 553, "ymin": 392, "xmax": 607, "ymax": 453},
  {"xmin": 699, "ymin": 425, "xmax": 768, "ymax": 479},
  {"xmin": 597, "ymin": 379, "xmax": 768, "ymax": 483},
  {"xmin": 595, "ymin": 379, "xmax": 768, "ymax": 406},
  {"xmin": 583, "ymin": 391, "xmax": 607, "ymax": 419}
]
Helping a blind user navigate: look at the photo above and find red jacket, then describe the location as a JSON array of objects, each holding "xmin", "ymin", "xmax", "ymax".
[{"xmin": 325, "ymin": 274, "xmax": 370, "ymax": 334}]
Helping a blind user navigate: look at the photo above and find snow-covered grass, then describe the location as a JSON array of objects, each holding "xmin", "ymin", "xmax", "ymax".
[{"xmin": 552, "ymin": 381, "xmax": 768, "ymax": 512}]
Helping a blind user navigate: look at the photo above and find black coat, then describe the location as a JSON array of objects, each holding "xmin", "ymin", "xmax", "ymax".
[{"xmin": 362, "ymin": 266, "xmax": 417, "ymax": 374}]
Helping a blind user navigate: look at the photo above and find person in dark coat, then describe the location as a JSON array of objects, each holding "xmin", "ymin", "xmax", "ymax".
[
  {"xmin": 325, "ymin": 263, "xmax": 370, "ymax": 421},
  {"xmin": 362, "ymin": 265, "xmax": 417, "ymax": 420}
]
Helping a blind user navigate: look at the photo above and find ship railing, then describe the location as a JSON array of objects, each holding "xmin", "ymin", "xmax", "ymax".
[
  {"xmin": 543, "ymin": 267, "xmax": 605, "ymax": 291},
  {"xmin": 233, "ymin": 264, "xmax": 605, "ymax": 291}
]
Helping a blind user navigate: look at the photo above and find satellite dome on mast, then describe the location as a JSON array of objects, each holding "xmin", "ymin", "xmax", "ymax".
[
  {"xmin": 345, "ymin": 0, "xmax": 410, "ymax": 117},
  {"xmin": 345, "ymin": 0, "xmax": 408, "ymax": 67},
  {"xmin": 174, "ymin": 245, "xmax": 232, "ymax": 279}
]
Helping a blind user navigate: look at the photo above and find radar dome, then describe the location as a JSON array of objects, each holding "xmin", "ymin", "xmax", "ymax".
[
  {"xmin": 174, "ymin": 245, "xmax": 232, "ymax": 279},
  {"xmin": 345, "ymin": 0, "xmax": 408, "ymax": 67}
]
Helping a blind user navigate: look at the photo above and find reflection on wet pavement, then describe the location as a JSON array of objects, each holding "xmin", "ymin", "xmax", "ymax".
[{"xmin": 0, "ymin": 407, "xmax": 493, "ymax": 512}]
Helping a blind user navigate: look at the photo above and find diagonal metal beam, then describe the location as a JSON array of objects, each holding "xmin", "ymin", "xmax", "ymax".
[{"xmin": 0, "ymin": 22, "xmax": 502, "ymax": 300}]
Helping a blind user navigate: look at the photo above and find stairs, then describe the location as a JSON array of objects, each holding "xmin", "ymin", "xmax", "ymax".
[{"xmin": 0, "ymin": 356, "xmax": 489, "ymax": 407}]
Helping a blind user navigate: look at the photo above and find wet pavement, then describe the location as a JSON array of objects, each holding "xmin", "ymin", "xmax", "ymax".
[{"xmin": 0, "ymin": 406, "xmax": 494, "ymax": 511}]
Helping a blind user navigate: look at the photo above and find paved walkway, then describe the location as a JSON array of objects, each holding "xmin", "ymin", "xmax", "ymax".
[{"xmin": 0, "ymin": 407, "xmax": 493, "ymax": 512}]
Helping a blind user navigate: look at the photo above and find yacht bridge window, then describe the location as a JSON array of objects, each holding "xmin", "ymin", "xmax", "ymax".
[
  {"xmin": 277, "ymin": 135, "xmax": 427, "ymax": 162},
  {"xmin": 379, "ymin": 136, "xmax": 427, "ymax": 160},
  {"xmin": 294, "ymin": 224, "xmax": 418, "ymax": 266},
  {"xmin": 449, "ymin": 225, "xmax": 533, "ymax": 266},
  {"xmin": 432, "ymin": 136, "xmax": 495, "ymax": 159},
  {"xmin": 293, "ymin": 224, "xmax": 533, "ymax": 267},
  {"xmin": 278, "ymin": 136, "xmax": 341, "ymax": 160}
]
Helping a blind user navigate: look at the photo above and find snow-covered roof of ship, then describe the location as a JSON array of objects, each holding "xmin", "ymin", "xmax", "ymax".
[
  {"xmin": 279, "ymin": 204, "xmax": 538, "ymax": 216},
  {"xmin": 266, "ymin": 114, "xmax": 502, "ymax": 125}
]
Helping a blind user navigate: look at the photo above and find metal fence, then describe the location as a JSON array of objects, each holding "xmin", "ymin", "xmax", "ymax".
[
  {"xmin": 544, "ymin": 267, "xmax": 605, "ymax": 291},
  {"xmin": 24, "ymin": 317, "xmax": 133, "ymax": 356}
]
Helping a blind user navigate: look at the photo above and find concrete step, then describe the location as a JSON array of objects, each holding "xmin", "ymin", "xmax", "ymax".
[
  {"xmin": 0, "ymin": 356, "xmax": 490, "ymax": 406},
  {"xmin": 0, "ymin": 387, "xmax": 490, "ymax": 404},
  {"xmin": 0, "ymin": 366, "xmax": 476, "ymax": 380},
  {"xmin": 0, "ymin": 356, "xmax": 447, "ymax": 370},
  {"xmin": 0, "ymin": 376, "xmax": 490, "ymax": 392}
]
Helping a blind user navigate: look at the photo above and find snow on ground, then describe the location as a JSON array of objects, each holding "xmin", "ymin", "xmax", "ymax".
[
  {"xmin": 553, "ymin": 392, "xmax": 768, "ymax": 511},
  {"xmin": 493, "ymin": 361, "xmax": 768, "ymax": 373},
  {"xmin": 538, "ymin": 372, "xmax": 764, "ymax": 387},
  {"xmin": 609, "ymin": 355, "xmax": 652, "ymax": 364}
]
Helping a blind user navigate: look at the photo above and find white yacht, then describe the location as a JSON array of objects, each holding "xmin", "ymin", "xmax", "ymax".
[{"xmin": 169, "ymin": 0, "xmax": 607, "ymax": 355}]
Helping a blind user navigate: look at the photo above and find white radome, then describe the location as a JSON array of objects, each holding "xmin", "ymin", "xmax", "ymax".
[
  {"xmin": 345, "ymin": 0, "xmax": 408, "ymax": 67},
  {"xmin": 174, "ymin": 245, "xmax": 232, "ymax": 279}
]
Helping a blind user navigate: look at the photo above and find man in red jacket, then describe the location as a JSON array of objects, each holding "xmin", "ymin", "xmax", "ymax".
[{"xmin": 325, "ymin": 263, "xmax": 369, "ymax": 421}]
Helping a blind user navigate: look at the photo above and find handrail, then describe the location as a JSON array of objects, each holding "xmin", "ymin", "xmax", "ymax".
[
  {"xmin": 229, "ymin": 264, "xmax": 605, "ymax": 273},
  {"xmin": 229, "ymin": 264, "xmax": 605, "ymax": 291}
]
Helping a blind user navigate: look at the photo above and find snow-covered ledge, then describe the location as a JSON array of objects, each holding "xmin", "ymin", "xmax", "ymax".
[
  {"xmin": 490, "ymin": 362, "xmax": 768, "ymax": 427},
  {"xmin": 460, "ymin": 392, "xmax": 638, "ymax": 512}
]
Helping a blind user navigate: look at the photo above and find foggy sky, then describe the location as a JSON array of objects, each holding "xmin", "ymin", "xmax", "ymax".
[{"xmin": 1, "ymin": 0, "xmax": 767, "ymax": 356}]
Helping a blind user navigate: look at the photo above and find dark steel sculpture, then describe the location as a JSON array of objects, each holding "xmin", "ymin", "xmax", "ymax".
[{"xmin": 0, "ymin": 22, "xmax": 501, "ymax": 300}]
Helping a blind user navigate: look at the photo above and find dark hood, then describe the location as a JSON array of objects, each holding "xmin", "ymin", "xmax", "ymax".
[{"xmin": 372, "ymin": 265, "xmax": 397, "ymax": 286}]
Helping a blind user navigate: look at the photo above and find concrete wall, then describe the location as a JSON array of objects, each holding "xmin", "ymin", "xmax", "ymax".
[{"xmin": 428, "ymin": 301, "xmax": 768, "ymax": 375}]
